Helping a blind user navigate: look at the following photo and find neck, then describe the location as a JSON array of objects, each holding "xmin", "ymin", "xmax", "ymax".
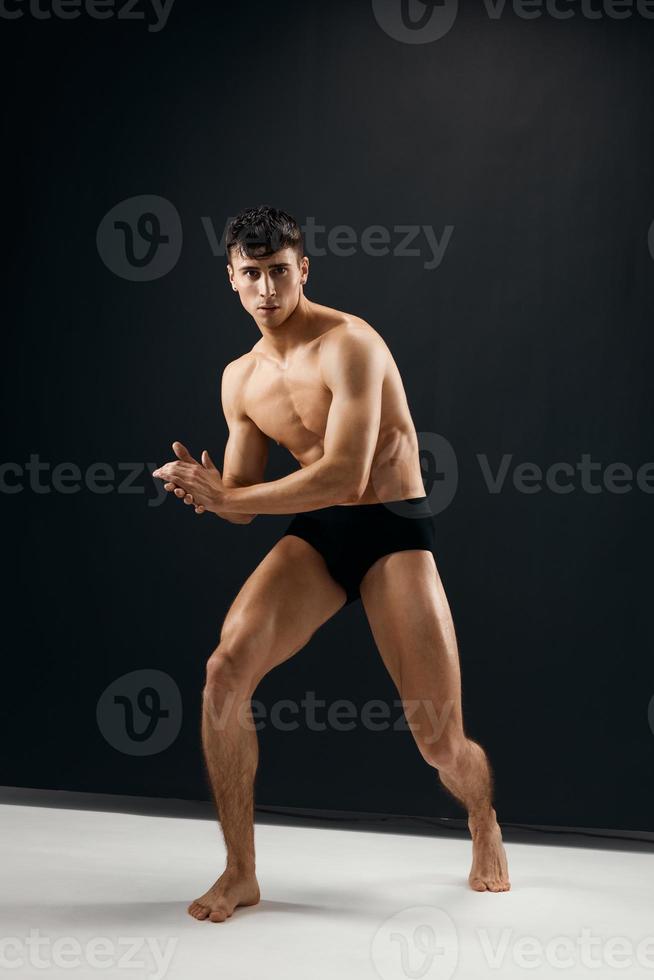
[{"xmin": 256, "ymin": 290, "xmax": 317, "ymax": 359}]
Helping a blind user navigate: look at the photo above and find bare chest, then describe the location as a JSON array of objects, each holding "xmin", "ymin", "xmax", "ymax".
[{"xmin": 243, "ymin": 353, "xmax": 333, "ymax": 461}]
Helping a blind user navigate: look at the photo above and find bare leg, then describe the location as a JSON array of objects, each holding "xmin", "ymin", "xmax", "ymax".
[
  {"xmin": 188, "ymin": 534, "xmax": 347, "ymax": 922},
  {"xmin": 360, "ymin": 550, "xmax": 511, "ymax": 893},
  {"xmin": 202, "ymin": 688, "xmax": 258, "ymax": 872},
  {"xmin": 436, "ymin": 740, "xmax": 510, "ymax": 892},
  {"xmin": 188, "ymin": 681, "xmax": 261, "ymax": 922}
]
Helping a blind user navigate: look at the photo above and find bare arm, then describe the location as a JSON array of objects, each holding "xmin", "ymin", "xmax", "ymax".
[
  {"xmin": 215, "ymin": 361, "xmax": 270, "ymax": 524},
  {"xmin": 220, "ymin": 329, "xmax": 386, "ymax": 515}
]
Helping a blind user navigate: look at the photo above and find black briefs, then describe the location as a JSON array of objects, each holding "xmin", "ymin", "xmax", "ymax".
[{"xmin": 281, "ymin": 495, "xmax": 436, "ymax": 606}]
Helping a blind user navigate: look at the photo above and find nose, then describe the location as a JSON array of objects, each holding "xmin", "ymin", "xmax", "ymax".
[{"xmin": 259, "ymin": 275, "xmax": 276, "ymax": 298}]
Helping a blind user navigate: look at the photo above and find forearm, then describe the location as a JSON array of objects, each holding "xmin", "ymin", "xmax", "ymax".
[
  {"xmin": 213, "ymin": 509, "xmax": 254, "ymax": 525},
  {"xmin": 218, "ymin": 458, "xmax": 358, "ymax": 515},
  {"xmin": 213, "ymin": 480, "xmax": 256, "ymax": 523}
]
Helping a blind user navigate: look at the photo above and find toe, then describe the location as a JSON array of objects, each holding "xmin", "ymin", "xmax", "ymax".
[
  {"xmin": 469, "ymin": 877, "xmax": 488, "ymax": 892},
  {"xmin": 209, "ymin": 906, "xmax": 229, "ymax": 922}
]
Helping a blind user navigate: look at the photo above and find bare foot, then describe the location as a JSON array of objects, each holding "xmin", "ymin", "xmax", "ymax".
[
  {"xmin": 187, "ymin": 868, "xmax": 261, "ymax": 922},
  {"xmin": 468, "ymin": 815, "xmax": 511, "ymax": 892}
]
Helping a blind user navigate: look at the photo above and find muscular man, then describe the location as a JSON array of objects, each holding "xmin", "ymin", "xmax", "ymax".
[{"xmin": 153, "ymin": 205, "xmax": 510, "ymax": 922}]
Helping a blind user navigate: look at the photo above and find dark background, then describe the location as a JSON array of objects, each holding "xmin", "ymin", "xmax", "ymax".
[{"xmin": 2, "ymin": 0, "xmax": 653, "ymax": 832}]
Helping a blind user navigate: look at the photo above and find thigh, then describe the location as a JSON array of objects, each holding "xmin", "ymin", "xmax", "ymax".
[
  {"xmin": 359, "ymin": 550, "xmax": 464, "ymax": 752},
  {"xmin": 217, "ymin": 533, "xmax": 347, "ymax": 687}
]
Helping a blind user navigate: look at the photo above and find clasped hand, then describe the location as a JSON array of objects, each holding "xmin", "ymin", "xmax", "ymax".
[{"xmin": 153, "ymin": 441, "xmax": 225, "ymax": 515}]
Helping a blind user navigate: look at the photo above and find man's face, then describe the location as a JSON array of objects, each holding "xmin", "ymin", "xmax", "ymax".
[{"xmin": 227, "ymin": 247, "xmax": 309, "ymax": 327}]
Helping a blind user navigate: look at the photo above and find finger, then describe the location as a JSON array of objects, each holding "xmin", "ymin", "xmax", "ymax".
[
  {"xmin": 164, "ymin": 482, "xmax": 177, "ymax": 492},
  {"xmin": 156, "ymin": 462, "xmax": 188, "ymax": 482},
  {"xmin": 195, "ymin": 505, "xmax": 205, "ymax": 514},
  {"xmin": 183, "ymin": 493, "xmax": 194, "ymax": 505},
  {"xmin": 153, "ymin": 465, "xmax": 175, "ymax": 480},
  {"xmin": 201, "ymin": 449, "xmax": 220, "ymax": 476},
  {"xmin": 173, "ymin": 440, "xmax": 198, "ymax": 464},
  {"xmin": 174, "ymin": 487, "xmax": 187, "ymax": 498}
]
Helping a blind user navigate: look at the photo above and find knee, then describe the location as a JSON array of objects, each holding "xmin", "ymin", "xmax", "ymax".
[
  {"xmin": 419, "ymin": 732, "xmax": 466, "ymax": 772},
  {"xmin": 204, "ymin": 637, "xmax": 257, "ymax": 697}
]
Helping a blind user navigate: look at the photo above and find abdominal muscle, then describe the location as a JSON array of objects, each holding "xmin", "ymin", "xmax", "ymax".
[{"xmin": 290, "ymin": 423, "xmax": 426, "ymax": 507}]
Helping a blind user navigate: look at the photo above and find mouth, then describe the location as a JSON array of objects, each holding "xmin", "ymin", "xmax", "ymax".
[{"xmin": 258, "ymin": 305, "xmax": 280, "ymax": 312}]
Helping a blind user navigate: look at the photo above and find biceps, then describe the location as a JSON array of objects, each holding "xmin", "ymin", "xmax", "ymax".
[
  {"xmin": 323, "ymin": 385, "xmax": 383, "ymax": 483},
  {"xmin": 222, "ymin": 417, "xmax": 270, "ymax": 487}
]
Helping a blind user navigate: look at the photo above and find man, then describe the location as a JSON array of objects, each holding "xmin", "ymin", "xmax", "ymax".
[{"xmin": 153, "ymin": 205, "xmax": 510, "ymax": 923}]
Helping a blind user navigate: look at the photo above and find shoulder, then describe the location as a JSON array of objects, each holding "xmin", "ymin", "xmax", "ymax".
[
  {"xmin": 320, "ymin": 313, "xmax": 388, "ymax": 360},
  {"xmin": 319, "ymin": 316, "xmax": 388, "ymax": 387},
  {"xmin": 220, "ymin": 353, "xmax": 256, "ymax": 417},
  {"xmin": 221, "ymin": 350, "xmax": 258, "ymax": 388},
  {"xmin": 222, "ymin": 350, "xmax": 256, "ymax": 378}
]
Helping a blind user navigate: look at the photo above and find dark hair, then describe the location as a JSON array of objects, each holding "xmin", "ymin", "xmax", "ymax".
[{"xmin": 225, "ymin": 205, "xmax": 304, "ymax": 265}]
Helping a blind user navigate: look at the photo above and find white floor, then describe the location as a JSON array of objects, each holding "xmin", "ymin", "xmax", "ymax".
[{"xmin": 2, "ymin": 801, "xmax": 653, "ymax": 980}]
